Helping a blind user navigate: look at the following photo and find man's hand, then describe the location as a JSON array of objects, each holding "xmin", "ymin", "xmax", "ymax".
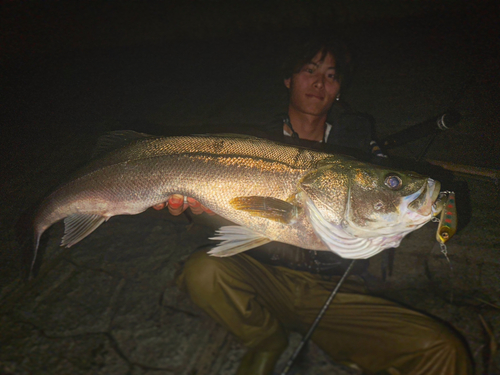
[{"xmin": 152, "ymin": 194, "xmax": 214, "ymax": 216}]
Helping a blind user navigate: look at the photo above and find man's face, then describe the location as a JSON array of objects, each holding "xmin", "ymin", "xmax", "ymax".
[{"xmin": 284, "ymin": 51, "xmax": 340, "ymax": 117}]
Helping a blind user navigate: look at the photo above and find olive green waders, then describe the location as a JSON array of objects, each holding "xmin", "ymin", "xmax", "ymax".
[{"xmin": 177, "ymin": 251, "xmax": 472, "ymax": 375}]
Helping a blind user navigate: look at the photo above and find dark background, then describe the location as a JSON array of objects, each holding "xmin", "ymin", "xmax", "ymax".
[{"xmin": 1, "ymin": 1, "xmax": 499, "ymax": 374}]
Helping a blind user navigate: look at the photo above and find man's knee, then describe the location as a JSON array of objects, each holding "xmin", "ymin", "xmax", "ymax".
[
  {"xmin": 433, "ymin": 328, "xmax": 473, "ymax": 373},
  {"xmin": 405, "ymin": 324, "xmax": 473, "ymax": 374},
  {"xmin": 176, "ymin": 251, "xmax": 223, "ymax": 306}
]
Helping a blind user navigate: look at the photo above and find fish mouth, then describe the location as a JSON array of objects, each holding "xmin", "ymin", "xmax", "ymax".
[
  {"xmin": 432, "ymin": 189, "xmax": 451, "ymax": 217},
  {"xmin": 430, "ymin": 178, "xmax": 441, "ymax": 205},
  {"xmin": 407, "ymin": 178, "xmax": 441, "ymax": 216}
]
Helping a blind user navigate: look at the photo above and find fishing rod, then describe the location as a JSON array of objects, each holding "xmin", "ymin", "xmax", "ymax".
[
  {"xmin": 380, "ymin": 109, "xmax": 461, "ymax": 150},
  {"xmin": 279, "ymin": 259, "xmax": 356, "ymax": 375}
]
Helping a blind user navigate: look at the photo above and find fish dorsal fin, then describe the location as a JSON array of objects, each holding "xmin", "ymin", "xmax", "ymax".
[
  {"xmin": 212, "ymin": 133, "xmax": 259, "ymax": 139},
  {"xmin": 208, "ymin": 226, "xmax": 271, "ymax": 257},
  {"xmin": 61, "ymin": 214, "xmax": 107, "ymax": 248},
  {"xmin": 316, "ymin": 155, "xmax": 351, "ymax": 167},
  {"xmin": 92, "ymin": 130, "xmax": 153, "ymax": 158},
  {"xmin": 192, "ymin": 133, "xmax": 261, "ymax": 140},
  {"xmin": 229, "ymin": 196, "xmax": 298, "ymax": 224}
]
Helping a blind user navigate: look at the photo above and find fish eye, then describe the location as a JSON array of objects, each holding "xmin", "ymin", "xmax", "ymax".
[{"xmin": 384, "ymin": 174, "xmax": 403, "ymax": 190}]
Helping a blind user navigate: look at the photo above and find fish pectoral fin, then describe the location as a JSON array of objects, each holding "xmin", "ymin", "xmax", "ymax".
[
  {"xmin": 61, "ymin": 214, "xmax": 107, "ymax": 248},
  {"xmin": 229, "ymin": 196, "xmax": 298, "ymax": 224},
  {"xmin": 208, "ymin": 226, "xmax": 271, "ymax": 257}
]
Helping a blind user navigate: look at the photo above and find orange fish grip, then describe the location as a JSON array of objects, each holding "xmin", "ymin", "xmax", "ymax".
[{"xmin": 436, "ymin": 191, "xmax": 457, "ymax": 244}]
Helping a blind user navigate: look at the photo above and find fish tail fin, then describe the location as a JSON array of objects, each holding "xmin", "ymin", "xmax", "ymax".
[
  {"xmin": 29, "ymin": 231, "xmax": 42, "ymax": 280},
  {"xmin": 26, "ymin": 214, "xmax": 107, "ymax": 280},
  {"xmin": 14, "ymin": 203, "xmax": 42, "ymax": 280}
]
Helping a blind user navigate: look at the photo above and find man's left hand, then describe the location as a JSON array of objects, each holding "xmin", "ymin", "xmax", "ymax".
[{"xmin": 152, "ymin": 194, "xmax": 215, "ymax": 216}]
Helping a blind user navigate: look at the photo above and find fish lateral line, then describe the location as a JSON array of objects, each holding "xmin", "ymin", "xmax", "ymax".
[{"xmin": 182, "ymin": 152, "xmax": 326, "ymax": 170}]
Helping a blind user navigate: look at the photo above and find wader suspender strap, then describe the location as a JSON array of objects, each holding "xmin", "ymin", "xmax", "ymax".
[
  {"xmin": 280, "ymin": 259, "xmax": 357, "ymax": 375},
  {"xmin": 284, "ymin": 116, "xmax": 328, "ymax": 143},
  {"xmin": 284, "ymin": 116, "xmax": 300, "ymax": 140}
]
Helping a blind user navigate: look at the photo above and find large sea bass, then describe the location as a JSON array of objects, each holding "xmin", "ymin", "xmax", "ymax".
[{"xmin": 33, "ymin": 131, "xmax": 442, "ymax": 269}]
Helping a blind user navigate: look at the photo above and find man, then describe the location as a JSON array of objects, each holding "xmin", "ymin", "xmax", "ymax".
[{"xmin": 156, "ymin": 37, "xmax": 472, "ymax": 374}]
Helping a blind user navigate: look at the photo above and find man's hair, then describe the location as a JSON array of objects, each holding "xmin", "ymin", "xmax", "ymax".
[{"xmin": 281, "ymin": 30, "xmax": 351, "ymax": 83}]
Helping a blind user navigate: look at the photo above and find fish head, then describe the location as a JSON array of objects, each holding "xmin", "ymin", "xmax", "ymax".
[
  {"xmin": 343, "ymin": 163, "xmax": 441, "ymax": 237},
  {"xmin": 298, "ymin": 158, "xmax": 442, "ymax": 258}
]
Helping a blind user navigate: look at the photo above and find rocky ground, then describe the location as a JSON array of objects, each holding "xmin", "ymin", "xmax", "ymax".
[{"xmin": 1, "ymin": 9, "xmax": 499, "ymax": 375}]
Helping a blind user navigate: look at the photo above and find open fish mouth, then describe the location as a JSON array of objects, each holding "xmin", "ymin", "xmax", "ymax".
[
  {"xmin": 429, "ymin": 178, "xmax": 442, "ymax": 205},
  {"xmin": 407, "ymin": 178, "xmax": 441, "ymax": 217},
  {"xmin": 432, "ymin": 190, "xmax": 451, "ymax": 216}
]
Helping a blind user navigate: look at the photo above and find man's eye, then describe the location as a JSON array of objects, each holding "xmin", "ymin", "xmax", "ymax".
[
  {"xmin": 306, "ymin": 68, "xmax": 314, "ymax": 73},
  {"xmin": 328, "ymin": 73, "xmax": 337, "ymax": 80}
]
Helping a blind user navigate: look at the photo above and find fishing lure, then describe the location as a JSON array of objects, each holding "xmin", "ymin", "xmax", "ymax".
[
  {"xmin": 433, "ymin": 191, "xmax": 457, "ymax": 266},
  {"xmin": 436, "ymin": 191, "xmax": 457, "ymax": 244}
]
